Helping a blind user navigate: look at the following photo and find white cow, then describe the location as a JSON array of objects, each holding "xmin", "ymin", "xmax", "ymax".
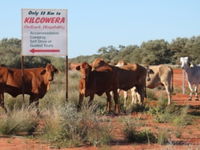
[
  {"xmin": 180, "ymin": 57, "xmax": 200, "ymax": 100},
  {"xmin": 146, "ymin": 65, "xmax": 174, "ymax": 105}
]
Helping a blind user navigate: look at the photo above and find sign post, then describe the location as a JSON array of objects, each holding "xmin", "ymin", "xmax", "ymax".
[{"xmin": 22, "ymin": 9, "xmax": 68, "ymax": 100}]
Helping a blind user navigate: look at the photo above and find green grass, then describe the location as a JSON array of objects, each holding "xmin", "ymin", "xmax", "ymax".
[
  {"xmin": 148, "ymin": 98, "xmax": 192, "ymax": 126},
  {"xmin": 146, "ymin": 89, "xmax": 158, "ymax": 101},
  {"xmin": 123, "ymin": 116, "xmax": 157, "ymax": 144},
  {"xmin": 157, "ymin": 128, "xmax": 171, "ymax": 145}
]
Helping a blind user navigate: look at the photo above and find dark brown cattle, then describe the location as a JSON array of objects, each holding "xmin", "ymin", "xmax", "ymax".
[
  {"xmin": 0, "ymin": 64, "xmax": 58, "ymax": 112},
  {"xmin": 76, "ymin": 62, "xmax": 119, "ymax": 113},
  {"xmin": 116, "ymin": 64, "xmax": 147, "ymax": 105},
  {"xmin": 115, "ymin": 61, "xmax": 147, "ymax": 107},
  {"xmin": 76, "ymin": 59, "xmax": 147, "ymax": 113}
]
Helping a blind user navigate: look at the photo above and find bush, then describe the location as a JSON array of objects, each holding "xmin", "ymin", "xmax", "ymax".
[
  {"xmin": 0, "ymin": 105, "xmax": 38, "ymax": 135},
  {"xmin": 130, "ymin": 104, "xmax": 149, "ymax": 113},
  {"xmin": 123, "ymin": 116, "xmax": 157, "ymax": 143},
  {"xmin": 148, "ymin": 99, "xmax": 192, "ymax": 126},
  {"xmin": 146, "ymin": 89, "xmax": 158, "ymax": 101},
  {"xmin": 41, "ymin": 103, "xmax": 112, "ymax": 148},
  {"xmin": 157, "ymin": 128, "xmax": 171, "ymax": 145}
]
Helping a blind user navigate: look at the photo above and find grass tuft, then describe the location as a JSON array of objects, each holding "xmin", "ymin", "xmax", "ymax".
[
  {"xmin": 123, "ymin": 116, "xmax": 157, "ymax": 144},
  {"xmin": 41, "ymin": 103, "xmax": 112, "ymax": 147},
  {"xmin": 0, "ymin": 105, "xmax": 38, "ymax": 135}
]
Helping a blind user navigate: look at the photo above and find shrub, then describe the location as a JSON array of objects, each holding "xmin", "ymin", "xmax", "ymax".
[
  {"xmin": 149, "ymin": 99, "xmax": 192, "ymax": 126},
  {"xmin": 0, "ymin": 105, "xmax": 38, "ymax": 135},
  {"xmin": 130, "ymin": 104, "xmax": 149, "ymax": 113},
  {"xmin": 41, "ymin": 103, "xmax": 112, "ymax": 147},
  {"xmin": 172, "ymin": 106, "xmax": 192, "ymax": 126},
  {"xmin": 157, "ymin": 128, "xmax": 171, "ymax": 145},
  {"xmin": 123, "ymin": 116, "xmax": 157, "ymax": 143},
  {"xmin": 146, "ymin": 89, "xmax": 158, "ymax": 101}
]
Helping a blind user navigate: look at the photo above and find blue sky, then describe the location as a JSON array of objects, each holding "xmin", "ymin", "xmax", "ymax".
[{"xmin": 0, "ymin": 0, "xmax": 200, "ymax": 58}]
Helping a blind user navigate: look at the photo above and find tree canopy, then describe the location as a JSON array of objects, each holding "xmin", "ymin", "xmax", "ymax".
[
  {"xmin": 70, "ymin": 36, "xmax": 200, "ymax": 65},
  {"xmin": 1, "ymin": 36, "xmax": 200, "ymax": 69}
]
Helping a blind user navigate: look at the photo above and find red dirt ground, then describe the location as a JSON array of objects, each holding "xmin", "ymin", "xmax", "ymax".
[{"xmin": 1, "ymin": 68, "xmax": 200, "ymax": 150}]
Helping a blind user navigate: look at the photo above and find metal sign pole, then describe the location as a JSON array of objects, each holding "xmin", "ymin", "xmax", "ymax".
[
  {"xmin": 21, "ymin": 55, "xmax": 25, "ymax": 102},
  {"xmin": 66, "ymin": 56, "xmax": 68, "ymax": 101}
]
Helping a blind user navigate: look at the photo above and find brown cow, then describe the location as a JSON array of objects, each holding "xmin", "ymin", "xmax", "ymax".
[
  {"xmin": 115, "ymin": 60, "xmax": 147, "ymax": 108},
  {"xmin": 116, "ymin": 63, "xmax": 147, "ymax": 105},
  {"xmin": 0, "ymin": 64, "xmax": 58, "ymax": 112},
  {"xmin": 76, "ymin": 62, "xmax": 119, "ymax": 113},
  {"xmin": 76, "ymin": 59, "xmax": 147, "ymax": 113}
]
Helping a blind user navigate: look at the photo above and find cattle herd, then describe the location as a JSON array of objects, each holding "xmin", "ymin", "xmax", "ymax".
[
  {"xmin": 74, "ymin": 57, "xmax": 200, "ymax": 114},
  {"xmin": 0, "ymin": 56, "xmax": 199, "ymax": 114}
]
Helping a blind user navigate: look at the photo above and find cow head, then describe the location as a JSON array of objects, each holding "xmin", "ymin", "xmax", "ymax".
[
  {"xmin": 180, "ymin": 57, "xmax": 190, "ymax": 69},
  {"xmin": 146, "ymin": 65, "xmax": 154, "ymax": 81},
  {"xmin": 76, "ymin": 62, "xmax": 91, "ymax": 80},
  {"xmin": 41, "ymin": 64, "xmax": 59, "ymax": 81},
  {"xmin": 76, "ymin": 62, "xmax": 92, "ymax": 96}
]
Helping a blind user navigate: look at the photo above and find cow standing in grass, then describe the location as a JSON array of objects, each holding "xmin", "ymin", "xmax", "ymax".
[
  {"xmin": 76, "ymin": 58, "xmax": 147, "ymax": 113},
  {"xmin": 76, "ymin": 62, "xmax": 119, "ymax": 113},
  {"xmin": 146, "ymin": 65, "xmax": 174, "ymax": 105},
  {"xmin": 0, "ymin": 64, "xmax": 58, "ymax": 112},
  {"xmin": 115, "ymin": 60, "xmax": 146, "ymax": 107},
  {"xmin": 180, "ymin": 57, "xmax": 200, "ymax": 100}
]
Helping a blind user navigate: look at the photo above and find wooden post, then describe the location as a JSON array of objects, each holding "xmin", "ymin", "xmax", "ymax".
[
  {"xmin": 66, "ymin": 56, "xmax": 68, "ymax": 101},
  {"xmin": 21, "ymin": 56, "xmax": 25, "ymax": 102}
]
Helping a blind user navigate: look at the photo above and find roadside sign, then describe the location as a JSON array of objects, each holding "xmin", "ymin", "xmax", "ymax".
[{"xmin": 22, "ymin": 9, "xmax": 67, "ymax": 56}]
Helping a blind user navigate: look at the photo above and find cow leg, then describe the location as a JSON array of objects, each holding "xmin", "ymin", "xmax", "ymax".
[
  {"xmin": 188, "ymin": 82, "xmax": 193, "ymax": 101},
  {"xmin": 29, "ymin": 95, "xmax": 40, "ymax": 115},
  {"xmin": 131, "ymin": 87, "xmax": 139, "ymax": 104},
  {"xmin": 113, "ymin": 89, "xmax": 120, "ymax": 114},
  {"xmin": 78, "ymin": 93, "xmax": 84, "ymax": 111},
  {"xmin": 88, "ymin": 94, "xmax": 94, "ymax": 106},
  {"xmin": 137, "ymin": 92, "xmax": 142, "ymax": 104},
  {"xmin": 0, "ymin": 92, "xmax": 7, "ymax": 113},
  {"xmin": 123, "ymin": 90, "xmax": 128, "ymax": 109},
  {"xmin": 164, "ymin": 83, "xmax": 172, "ymax": 105},
  {"xmin": 136, "ymin": 86, "xmax": 144, "ymax": 105},
  {"xmin": 106, "ymin": 91, "xmax": 112, "ymax": 113},
  {"xmin": 194, "ymin": 85, "xmax": 199, "ymax": 101}
]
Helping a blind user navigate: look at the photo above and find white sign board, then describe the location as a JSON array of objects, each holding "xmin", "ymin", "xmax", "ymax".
[{"xmin": 22, "ymin": 9, "xmax": 67, "ymax": 56}]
